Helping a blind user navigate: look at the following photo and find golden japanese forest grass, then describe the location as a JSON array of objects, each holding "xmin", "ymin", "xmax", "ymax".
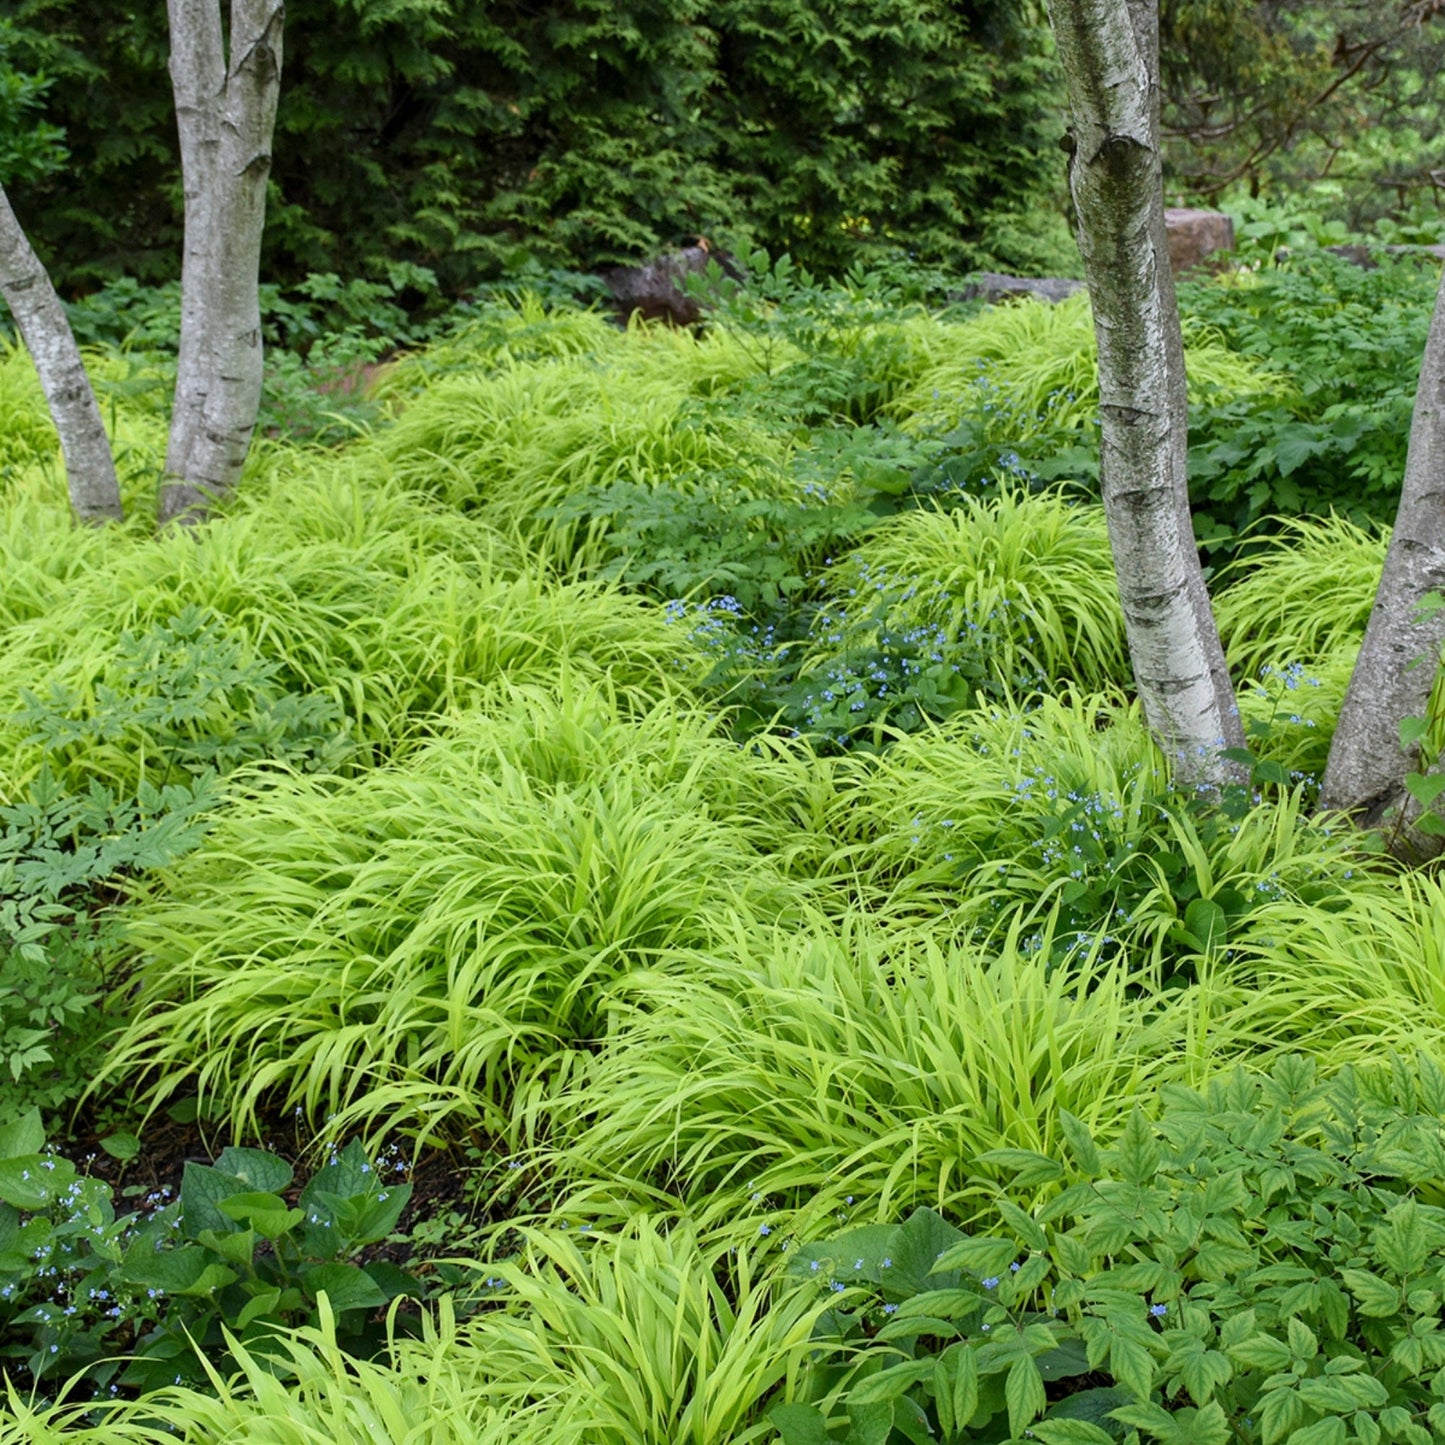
[{"xmin": 0, "ymin": 291, "xmax": 1431, "ymax": 1437}]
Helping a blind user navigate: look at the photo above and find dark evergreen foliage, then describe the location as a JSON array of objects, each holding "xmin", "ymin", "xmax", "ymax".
[{"xmin": 2, "ymin": 0, "xmax": 1063, "ymax": 295}]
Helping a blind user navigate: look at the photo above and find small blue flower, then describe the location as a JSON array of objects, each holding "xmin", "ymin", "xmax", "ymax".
[{"xmin": 1150, "ymin": 1303, "xmax": 1167, "ymax": 1317}]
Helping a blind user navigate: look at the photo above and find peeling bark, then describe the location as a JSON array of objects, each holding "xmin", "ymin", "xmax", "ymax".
[
  {"xmin": 1320, "ymin": 264, "xmax": 1445, "ymax": 858},
  {"xmin": 1048, "ymin": 0, "xmax": 1243, "ymax": 786},
  {"xmin": 159, "ymin": 0, "xmax": 284, "ymax": 527},
  {"xmin": 0, "ymin": 185, "xmax": 123, "ymax": 525}
]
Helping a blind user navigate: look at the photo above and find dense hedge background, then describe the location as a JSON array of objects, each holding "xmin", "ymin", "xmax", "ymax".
[{"xmin": 2, "ymin": 0, "xmax": 1068, "ymax": 295}]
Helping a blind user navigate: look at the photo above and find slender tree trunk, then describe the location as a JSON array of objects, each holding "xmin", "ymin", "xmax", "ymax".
[
  {"xmin": 1319, "ymin": 264, "xmax": 1445, "ymax": 856},
  {"xmin": 0, "ymin": 185, "xmax": 124, "ymax": 525},
  {"xmin": 159, "ymin": 0, "xmax": 284, "ymax": 527},
  {"xmin": 1048, "ymin": 0, "xmax": 1243, "ymax": 785}
]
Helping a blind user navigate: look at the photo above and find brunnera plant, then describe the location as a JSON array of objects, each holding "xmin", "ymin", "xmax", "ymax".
[{"xmin": 0, "ymin": 1109, "xmax": 419, "ymax": 1395}]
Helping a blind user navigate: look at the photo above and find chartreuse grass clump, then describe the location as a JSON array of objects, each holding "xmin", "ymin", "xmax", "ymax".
[
  {"xmin": 377, "ymin": 291, "xmax": 626, "ymax": 395},
  {"xmin": 1212, "ymin": 514, "xmax": 1445, "ymax": 783},
  {"xmin": 375, "ymin": 332, "xmax": 793, "ymax": 551},
  {"xmin": 1222, "ymin": 873, "xmax": 1445, "ymax": 1064},
  {"xmin": 887, "ymin": 291, "xmax": 1286, "ymax": 438},
  {"xmin": 454, "ymin": 1218, "xmax": 829, "ymax": 1442},
  {"xmin": 0, "ymin": 463, "xmax": 700, "ymax": 786},
  {"xmin": 2, "ymin": 1302, "xmax": 540, "ymax": 1445},
  {"xmin": 0, "ymin": 339, "xmax": 170, "ymax": 510},
  {"xmin": 0, "ymin": 340, "xmax": 62, "ymax": 484},
  {"xmin": 804, "ymin": 487, "xmax": 1126, "ymax": 702},
  {"xmin": 533, "ymin": 912, "xmax": 1223, "ymax": 1238},
  {"xmin": 831, "ymin": 691, "xmax": 1377, "ymax": 974},
  {"xmin": 100, "ymin": 685, "xmax": 808, "ymax": 1144},
  {"xmin": 1214, "ymin": 513, "xmax": 1386, "ymax": 681},
  {"xmin": 662, "ymin": 486, "xmax": 1125, "ymax": 748}
]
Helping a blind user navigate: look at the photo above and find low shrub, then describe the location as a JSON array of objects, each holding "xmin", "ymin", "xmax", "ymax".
[
  {"xmin": 1180, "ymin": 253, "xmax": 1437, "ymax": 549},
  {"xmin": 0, "ymin": 770, "xmax": 215, "ymax": 1117},
  {"xmin": 8, "ymin": 604, "xmax": 350, "ymax": 795},
  {"xmin": 781, "ymin": 1055, "xmax": 1445, "ymax": 1445},
  {"xmin": 0, "ymin": 918, "xmax": 122, "ymax": 1119}
]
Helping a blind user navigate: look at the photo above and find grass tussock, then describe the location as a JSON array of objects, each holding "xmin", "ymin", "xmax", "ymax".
[
  {"xmin": 809, "ymin": 488, "xmax": 1127, "ymax": 697},
  {"xmin": 102, "ymin": 685, "xmax": 804, "ymax": 1142},
  {"xmin": 5, "ymin": 1223, "xmax": 827, "ymax": 1444},
  {"xmin": 457, "ymin": 1218, "xmax": 828, "ymax": 1443},
  {"xmin": 1, "ymin": 1300, "xmax": 561, "ymax": 1443},
  {"xmin": 535, "ymin": 914, "xmax": 1219, "ymax": 1234},
  {"xmin": 1214, "ymin": 513, "xmax": 1387, "ymax": 680},
  {"xmin": 888, "ymin": 291, "xmax": 1287, "ymax": 436},
  {"xmin": 0, "ymin": 469, "xmax": 701, "ymax": 794},
  {"xmin": 1223, "ymin": 874, "xmax": 1445, "ymax": 1061}
]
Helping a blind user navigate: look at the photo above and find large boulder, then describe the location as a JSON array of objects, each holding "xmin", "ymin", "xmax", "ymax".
[
  {"xmin": 1164, "ymin": 208, "xmax": 1235, "ymax": 273},
  {"xmin": 954, "ymin": 273, "xmax": 1086, "ymax": 304},
  {"xmin": 598, "ymin": 243, "xmax": 739, "ymax": 326}
]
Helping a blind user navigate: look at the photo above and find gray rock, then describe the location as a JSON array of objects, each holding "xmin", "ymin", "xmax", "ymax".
[{"xmin": 953, "ymin": 273, "xmax": 1086, "ymax": 305}]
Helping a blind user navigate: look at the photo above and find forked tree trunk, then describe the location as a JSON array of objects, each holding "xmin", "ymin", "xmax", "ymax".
[
  {"xmin": 1320, "ymin": 265, "xmax": 1445, "ymax": 856},
  {"xmin": 159, "ymin": 0, "xmax": 284, "ymax": 527},
  {"xmin": 0, "ymin": 185, "xmax": 124, "ymax": 524},
  {"xmin": 1047, "ymin": 0, "xmax": 1243, "ymax": 785}
]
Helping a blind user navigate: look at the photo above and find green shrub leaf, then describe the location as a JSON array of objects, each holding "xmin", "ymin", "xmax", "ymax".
[
  {"xmin": 0, "ymin": 1110, "xmax": 45, "ymax": 1161},
  {"xmin": 1284, "ymin": 1417, "xmax": 1347, "ymax": 1445},
  {"xmin": 978, "ymin": 1150, "xmax": 1064, "ymax": 1191},
  {"xmin": 1005, "ymin": 1354, "xmax": 1047, "ymax": 1437},
  {"xmin": 1340, "ymin": 1268, "xmax": 1402, "ymax": 1317}
]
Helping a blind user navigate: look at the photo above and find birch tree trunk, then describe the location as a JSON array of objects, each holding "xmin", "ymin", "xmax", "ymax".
[
  {"xmin": 1319, "ymin": 265, "xmax": 1445, "ymax": 857},
  {"xmin": 1048, "ymin": 0, "xmax": 1243, "ymax": 786},
  {"xmin": 158, "ymin": 0, "xmax": 284, "ymax": 527},
  {"xmin": 0, "ymin": 185, "xmax": 123, "ymax": 525}
]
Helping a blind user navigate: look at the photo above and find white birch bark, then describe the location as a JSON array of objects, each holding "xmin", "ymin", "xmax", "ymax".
[
  {"xmin": 1048, "ymin": 0, "xmax": 1243, "ymax": 785},
  {"xmin": 159, "ymin": 0, "xmax": 283, "ymax": 526},
  {"xmin": 1319, "ymin": 264, "xmax": 1445, "ymax": 855},
  {"xmin": 0, "ymin": 184, "xmax": 123, "ymax": 524}
]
